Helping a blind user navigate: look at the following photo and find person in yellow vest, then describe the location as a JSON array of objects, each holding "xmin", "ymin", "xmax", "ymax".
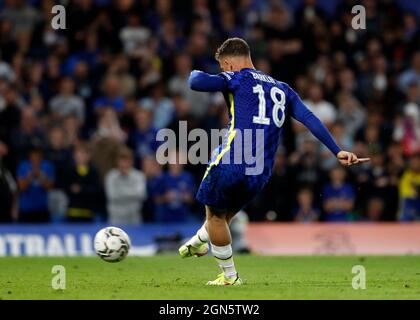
[{"xmin": 399, "ymin": 152, "xmax": 420, "ymax": 221}]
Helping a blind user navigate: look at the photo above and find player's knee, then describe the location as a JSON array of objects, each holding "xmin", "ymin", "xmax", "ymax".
[
  {"xmin": 225, "ymin": 212, "xmax": 237, "ymax": 224},
  {"xmin": 206, "ymin": 206, "xmax": 228, "ymax": 219}
]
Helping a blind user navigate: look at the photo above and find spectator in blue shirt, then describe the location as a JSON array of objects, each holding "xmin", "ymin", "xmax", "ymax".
[
  {"xmin": 157, "ymin": 152, "xmax": 195, "ymax": 222},
  {"xmin": 142, "ymin": 155, "xmax": 165, "ymax": 222},
  {"xmin": 10, "ymin": 108, "xmax": 47, "ymax": 167},
  {"xmin": 128, "ymin": 108, "xmax": 160, "ymax": 163},
  {"xmin": 94, "ymin": 75, "xmax": 125, "ymax": 113},
  {"xmin": 16, "ymin": 148, "xmax": 55, "ymax": 222},
  {"xmin": 138, "ymin": 81, "xmax": 175, "ymax": 129},
  {"xmin": 322, "ymin": 166, "xmax": 355, "ymax": 222},
  {"xmin": 398, "ymin": 51, "xmax": 420, "ymax": 93}
]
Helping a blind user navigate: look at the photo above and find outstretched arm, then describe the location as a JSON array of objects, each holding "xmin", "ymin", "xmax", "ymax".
[
  {"xmin": 288, "ymin": 86, "xmax": 370, "ymax": 166},
  {"xmin": 188, "ymin": 70, "xmax": 228, "ymax": 92}
]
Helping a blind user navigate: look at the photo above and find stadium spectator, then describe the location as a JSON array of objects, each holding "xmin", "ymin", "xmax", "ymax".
[
  {"xmin": 322, "ymin": 166, "xmax": 355, "ymax": 222},
  {"xmin": 320, "ymin": 121, "xmax": 353, "ymax": 170},
  {"xmin": 294, "ymin": 188, "xmax": 320, "ymax": 223},
  {"xmin": 63, "ymin": 114, "xmax": 82, "ymax": 147},
  {"xmin": 119, "ymin": 13, "xmax": 151, "ymax": 58},
  {"xmin": 94, "ymin": 75, "xmax": 125, "ymax": 113},
  {"xmin": 142, "ymin": 155, "xmax": 165, "ymax": 222},
  {"xmin": 385, "ymin": 143, "xmax": 404, "ymax": 220},
  {"xmin": 399, "ymin": 153, "xmax": 420, "ymax": 221},
  {"xmin": 29, "ymin": 94, "xmax": 46, "ymax": 119},
  {"xmin": 393, "ymin": 102, "xmax": 420, "ymax": 156},
  {"xmin": 139, "ymin": 81, "xmax": 175, "ymax": 129},
  {"xmin": 398, "ymin": 51, "xmax": 420, "ymax": 93},
  {"xmin": 359, "ymin": 54, "xmax": 389, "ymax": 100},
  {"xmin": 0, "ymin": 0, "xmax": 40, "ymax": 51},
  {"xmin": 108, "ymin": 55, "xmax": 136, "ymax": 98},
  {"xmin": 0, "ymin": 142, "xmax": 17, "ymax": 222},
  {"xmin": 169, "ymin": 53, "xmax": 211, "ymax": 119},
  {"xmin": 366, "ymin": 197, "xmax": 385, "ymax": 222},
  {"xmin": 303, "ymin": 83, "xmax": 336, "ymax": 128},
  {"xmin": 358, "ymin": 149, "xmax": 398, "ymax": 221},
  {"xmin": 246, "ymin": 148, "xmax": 292, "ymax": 221},
  {"xmin": 128, "ymin": 108, "xmax": 160, "ymax": 162},
  {"xmin": 44, "ymin": 126, "xmax": 72, "ymax": 181},
  {"xmin": 90, "ymin": 135, "xmax": 122, "ymax": 181},
  {"xmin": 71, "ymin": 61, "xmax": 93, "ymax": 102},
  {"xmin": 0, "ymin": 0, "xmax": 419, "ymax": 223},
  {"xmin": 16, "ymin": 148, "xmax": 54, "ymax": 222},
  {"xmin": 44, "ymin": 126, "xmax": 73, "ymax": 220},
  {"xmin": 0, "ymin": 58, "xmax": 16, "ymax": 83},
  {"xmin": 336, "ymin": 92, "xmax": 366, "ymax": 137},
  {"xmin": 66, "ymin": 30, "xmax": 101, "ymax": 73},
  {"xmin": 356, "ymin": 122, "xmax": 385, "ymax": 155},
  {"xmin": 10, "ymin": 108, "xmax": 47, "ymax": 163},
  {"xmin": 49, "ymin": 77, "xmax": 85, "ymax": 123},
  {"xmin": 0, "ymin": 83, "xmax": 21, "ymax": 168},
  {"xmin": 289, "ymin": 139, "xmax": 325, "ymax": 200},
  {"xmin": 62, "ymin": 143, "xmax": 102, "ymax": 222},
  {"xmin": 92, "ymin": 107, "xmax": 126, "ymax": 143},
  {"xmin": 105, "ymin": 147, "xmax": 147, "ymax": 225},
  {"xmin": 156, "ymin": 151, "xmax": 195, "ymax": 222}
]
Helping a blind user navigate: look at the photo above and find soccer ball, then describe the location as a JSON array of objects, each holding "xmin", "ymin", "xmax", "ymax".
[{"xmin": 94, "ymin": 227, "xmax": 131, "ymax": 262}]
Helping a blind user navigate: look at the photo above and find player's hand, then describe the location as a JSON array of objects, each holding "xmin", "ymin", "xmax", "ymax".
[{"xmin": 336, "ymin": 151, "xmax": 370, "ymax": 167}]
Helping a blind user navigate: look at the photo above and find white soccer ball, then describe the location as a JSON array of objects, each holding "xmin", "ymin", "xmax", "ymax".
[{"xmin": 94, "ymin": 227, "xmax": 131, "ymax": 262}]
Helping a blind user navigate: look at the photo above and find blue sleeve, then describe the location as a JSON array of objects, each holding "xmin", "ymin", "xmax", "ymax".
[
  {"xmin": 287, "ymin": 85, "xmax": 341, "ymax": 156},
  {"xmin": 188, "ymin": 70, "xmax": 228, "ymax": 92}
]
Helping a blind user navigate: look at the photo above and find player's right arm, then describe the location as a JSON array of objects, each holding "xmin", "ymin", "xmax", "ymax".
[{"xmin": 188, "ymin": 70, "xmax": 228, "ymax": 92}]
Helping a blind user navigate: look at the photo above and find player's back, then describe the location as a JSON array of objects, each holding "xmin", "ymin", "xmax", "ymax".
[{"xmin": 217, "ymin": 68, "xmax": 291, "ymax": 178}]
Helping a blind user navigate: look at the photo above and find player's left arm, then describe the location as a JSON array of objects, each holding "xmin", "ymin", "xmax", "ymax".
[
  {"xmin": 287, "ymin": 86, "xmax": 370, "ymax": 167},
  {"xmin": 188, "ymin": 70, "xmax": 228, "ymax": 92}
]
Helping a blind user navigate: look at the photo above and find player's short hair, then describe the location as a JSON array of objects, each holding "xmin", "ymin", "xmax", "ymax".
[{"xmin": 215, "ymin": 38, "xmax": 250, "ymax": 60}]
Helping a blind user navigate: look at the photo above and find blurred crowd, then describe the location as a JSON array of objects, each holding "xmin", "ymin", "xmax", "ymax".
[{"xmin": 0, "ymin": 0, "xmax": 420, "ymax": 224}]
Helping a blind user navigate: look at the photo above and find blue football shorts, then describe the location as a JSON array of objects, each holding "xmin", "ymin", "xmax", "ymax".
[{"xmin": 196, "ymin": 164, "xmax": 269, "ymax": 212}]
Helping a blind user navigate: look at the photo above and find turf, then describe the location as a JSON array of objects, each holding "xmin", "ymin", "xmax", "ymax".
[{"xmin": 0, "ymin": 255, "xmax": 419, "ymax": 300}]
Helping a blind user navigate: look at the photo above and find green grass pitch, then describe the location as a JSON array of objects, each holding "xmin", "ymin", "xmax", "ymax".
[{"xmin": 0, "ymin": 255, "xmax": 419, "ymax": 299}]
